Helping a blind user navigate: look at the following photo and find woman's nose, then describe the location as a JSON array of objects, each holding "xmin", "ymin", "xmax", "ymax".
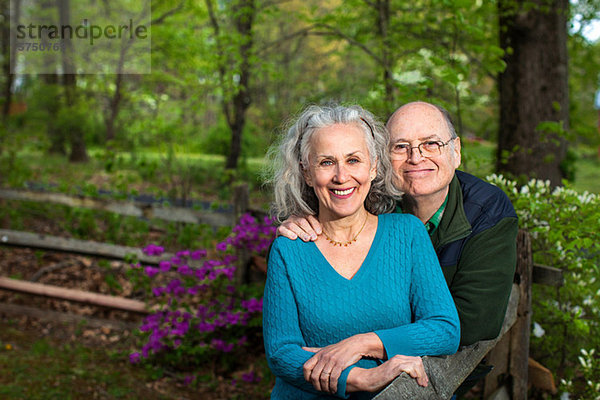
[{"xmin": 333, "ymin": 163, "xmax": 349, "ymax": 182}]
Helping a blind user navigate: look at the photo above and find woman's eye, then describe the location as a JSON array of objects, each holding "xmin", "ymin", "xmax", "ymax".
[
  {"xmin": 347, "ymin": 158, "xmax": 360, "ymax": 164},
  {"xmin": 320, "ymin": 160, "xmax": 333, "ymax": 166}
]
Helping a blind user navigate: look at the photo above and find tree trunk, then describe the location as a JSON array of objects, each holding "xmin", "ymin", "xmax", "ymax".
[
  {"xmin": 496, "ymin": 0, "xmax": 569, "ymax": 185},
  {"xmin": 224, "ymin": 0, "xmax": 255, "ymax": 170},
  {"xmin": 0, "ymin": 0, "xmax": 16, "ymax": 122},
  {"xmin": 58, "ymin": 0, "xmax": 88, "ymax": 162},
  {"xmin": 375, "ymin": 0, "xmax": 394, "ymax": 115}
]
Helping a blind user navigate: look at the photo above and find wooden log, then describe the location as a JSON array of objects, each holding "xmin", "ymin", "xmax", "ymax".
[
  {"xmin": 0, "ymin": 277, "xmax": 148, "ymax": 314},
  {"xmin": 0, "ymin": 188, "xmax": 232, "ymax": 227},
  {"xmin": 0, "ymin": 302, "xmax": 140, "ymax": 331},
  {"xmin": 373, "ymin": 284, "xmax": 520, "ymax": 400},
  {"xmin": 0, "ymin": 228, "xmax": 171, "ymax": 265},
  {"xmin": 532, "ymin": 263, "xmax": 563, "ymax": 287}
]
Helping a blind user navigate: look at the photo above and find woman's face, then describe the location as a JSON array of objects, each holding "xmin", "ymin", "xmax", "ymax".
[{"xmin": 304, "ymin": 123, "xmax": 376, "ymax": 219}]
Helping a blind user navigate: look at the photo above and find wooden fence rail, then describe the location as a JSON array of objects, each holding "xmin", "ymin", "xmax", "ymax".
[
  {"xmin": 0, "ymin": 188, "xmax": 233, "ymax": 227},
  {"xmin": 0, "ymin": 277, "xmax": 147, "ymax": 314},
  {"xmin": 0, "ymin": 228, "xmax": 172, "ymax": 265}
]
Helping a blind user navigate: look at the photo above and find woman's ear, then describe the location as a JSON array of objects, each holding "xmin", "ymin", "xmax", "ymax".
[
  {"xmin": 370, "ymin": 158, "xmax": 377, "ymax": 181},
  {"xmin": 301, "ymin": 163, "xmax": 313, "ymax": 187}
]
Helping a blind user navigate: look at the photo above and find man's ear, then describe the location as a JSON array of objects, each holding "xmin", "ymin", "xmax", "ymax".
[{"xmin": 452, "ymin": 137, "xmax": 462, "ymax": 168}]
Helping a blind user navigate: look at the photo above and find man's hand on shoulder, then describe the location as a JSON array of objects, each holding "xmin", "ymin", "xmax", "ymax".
[{"xmin": 276, "ymin": 215, "xmax": 322, "ymax": 242}]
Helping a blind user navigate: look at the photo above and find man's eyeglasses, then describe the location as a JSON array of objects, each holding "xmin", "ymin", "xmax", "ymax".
[{"xmin": 390, "ymin": 138, "xmax": 455, "ymax": 160}]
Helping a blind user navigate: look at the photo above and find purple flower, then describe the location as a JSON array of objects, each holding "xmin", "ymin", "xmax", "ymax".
[
  {"xmin": 241, "ymin": 298, "xmax": 263, "ymax": 313},
  {"xmin": 211, "ymin": 339, "xmax": 234, "ymax": 352},
  {"xmin": 176, "ymin": 250, "xmax": 190, "ymax": 258},
  {"xmin": 143, "ymin": 244, "xmax": 165, "ymax": 256},
  {"xmin": 242, "ymin": 372, "xmax": 260, "ymax": 383},
  {"xmin": 129, "ymin": 352, "xmax": 141, "ymax": 364},
  {"xmin": 183, "ymin": 375, "xmax": 194, "ymax": 385},
  {"xmin": 158, "ymin": 260, "xmax": 171, "ymax": 272},
  {"xmin": 223, "ymin": 311, "xmax": 240, "ymax": 325},
  {"xmin": 144, "ymin": 266, "xmax": 159, "ymax": 278},
  {"xmin": 177, "ymin": 264, "xmax": 192, "ymax": 276},
  {"xmin": 218, "ymin": 267, "xmax": 235, "ymax": 280},
  {"xmin": 196, "ymin": 321, "xmax": 215, "ymax": 332},
  {"xmin": 216, "ymin": 241, "xmax": 228, "ymax": 252},
  {"xmin": 191, "ymin": 249, "xmax": 207, "ymax": 260},
  {"xmin": 152, "ymin": 287, "xmax": 165, "ymax": 297}
]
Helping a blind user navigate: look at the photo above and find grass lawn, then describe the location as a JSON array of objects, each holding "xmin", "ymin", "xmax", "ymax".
[{"xmin": 0, "ymin": 320, "xmax": 198, "ymax": 400}]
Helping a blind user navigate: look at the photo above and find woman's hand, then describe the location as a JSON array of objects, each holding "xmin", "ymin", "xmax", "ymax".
[
  {"xmin": 347, "ymin": 355, "xmax": 428, "ymax": 393},
  {"xmin": 276, "ymin": 214, "xmax": 322, "ymax": 242},
  {"xmin": 302, "ymin": 333, "xmax": 384, "ymax": 394}
]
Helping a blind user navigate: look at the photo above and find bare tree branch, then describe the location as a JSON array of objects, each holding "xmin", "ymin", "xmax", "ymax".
[
  {"xmin": 150, "ymin": 0, "xmax": 184, "ymax": 25},
  {"xmin": 255, "ymin": 24, "xmax": 316, "ymax": 56},
  {"xmin": 310, "ymin": 24, "xmax": 384, "ymax": 66}
]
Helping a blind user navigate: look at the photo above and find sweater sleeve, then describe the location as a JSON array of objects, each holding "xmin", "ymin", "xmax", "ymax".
[
  {"xmin": 451, "ymin": 217, "xmax": 518, "ymax": 345},
  {"xmin": 375, "ymin": 218, "xmax": 460, "ymax": 357},
  {"xmin": 263, "ymin": 239, "xmax": 356, "ymax": 398}
]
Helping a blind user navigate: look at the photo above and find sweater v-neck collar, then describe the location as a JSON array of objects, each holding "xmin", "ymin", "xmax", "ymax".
[{"xmin": 309, "ymin": 215, "xmax": 383, "ymax": 282}]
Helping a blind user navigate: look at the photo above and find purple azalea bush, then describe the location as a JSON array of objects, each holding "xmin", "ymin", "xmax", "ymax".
[{"xmin": 129, "ymin": 213, "xmax": 276, "ymax": 380}]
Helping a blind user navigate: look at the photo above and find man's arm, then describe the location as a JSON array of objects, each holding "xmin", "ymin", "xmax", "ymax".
[{"xmin": 450, "ymin": 217, "xmax": 518, "ymax": 346}]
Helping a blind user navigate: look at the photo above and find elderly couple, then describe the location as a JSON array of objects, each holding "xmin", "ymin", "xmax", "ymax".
[{"xmin": 263, "ymin": 102, "xmax": 518, "ymax": 399}]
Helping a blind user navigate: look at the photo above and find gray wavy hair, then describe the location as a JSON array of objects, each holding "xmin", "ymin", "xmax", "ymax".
[{"xmin": 267, "ymin": 104, "xmax": 402, "ymax": 222}]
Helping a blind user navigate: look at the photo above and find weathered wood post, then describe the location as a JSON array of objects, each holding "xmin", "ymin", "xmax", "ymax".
[
  {"xmin": 483, "ymin": 229, "xmax": 532, "ymax": 399},
  {"xmin": 233, "ymin": 183, "xmax": 250, "ymax": 283}
]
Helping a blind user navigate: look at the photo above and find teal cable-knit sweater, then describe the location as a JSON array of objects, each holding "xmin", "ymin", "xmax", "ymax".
[{"xmin": 263, "ymin": 213, "xmax": 460, "ymax": 399}]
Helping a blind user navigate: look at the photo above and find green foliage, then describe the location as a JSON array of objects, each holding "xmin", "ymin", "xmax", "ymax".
[{"xmin": 488, "ymin": 175, "xmax": 600, "ymax": 398}]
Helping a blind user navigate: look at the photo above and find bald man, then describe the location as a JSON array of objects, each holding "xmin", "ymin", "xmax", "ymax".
[{"xmin": 278, "ymin": 102, "xmax": 518, "ymax": 396}]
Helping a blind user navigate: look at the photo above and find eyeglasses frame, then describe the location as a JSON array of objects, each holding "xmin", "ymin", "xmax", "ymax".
[{"xmin": 391, "ymin": 137, "xmax": 456, "ymax": 160}]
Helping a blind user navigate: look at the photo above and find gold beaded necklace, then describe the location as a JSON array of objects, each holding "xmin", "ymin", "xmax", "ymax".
[{"xmin": 322, "ymin": 214, "xmax": 369, "ymax": 247}]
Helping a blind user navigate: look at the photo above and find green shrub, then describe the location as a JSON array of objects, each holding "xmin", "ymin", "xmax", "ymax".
[{"xmin": 488, "ymin": 175, "xmax": 600, "ymax": 399}]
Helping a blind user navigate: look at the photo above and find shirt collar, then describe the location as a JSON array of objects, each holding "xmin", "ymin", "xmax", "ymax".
[
  {"xmin": 396, "ymin": 193, "xmax": 449, "ymax": 235},
  {"xmin": 424, "ymin": 194, "xmax": 449, "ymax": 235}
]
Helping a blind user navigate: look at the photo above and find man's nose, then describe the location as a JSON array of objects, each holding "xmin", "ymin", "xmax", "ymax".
[{"xmin": 407, "ymin": 145, "xmax": 424, "ymax": 163}]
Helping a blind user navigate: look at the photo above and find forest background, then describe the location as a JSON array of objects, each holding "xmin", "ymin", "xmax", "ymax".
[{"xmin": 0, "ymin": 0, "xmax": 600, "ymax": 399}]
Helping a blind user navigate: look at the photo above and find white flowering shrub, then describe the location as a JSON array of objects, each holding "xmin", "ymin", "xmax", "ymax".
[{"xmin": 487, "ymin": 175, "xmax": 600, "ymax": 399}]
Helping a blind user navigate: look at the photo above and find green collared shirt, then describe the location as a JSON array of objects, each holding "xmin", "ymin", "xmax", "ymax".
[
  {"xmin": 396, "ymin": 194, "xmax": 449, "ymax": 236},
  {"xmin": 424, "ymin": 195, "xmax": 448, "ymax": 235}
]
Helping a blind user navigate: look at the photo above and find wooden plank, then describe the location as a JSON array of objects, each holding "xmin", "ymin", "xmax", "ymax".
[
  {"xmin": 509, "ymin": 230, "xmax": 532, "ymax": 399},
  {"xmin": 532, "ymin": 263, "xmax": 563, "ymax": 287},
  {"xmin": 0, "ymin": 229, "xmax": 171, "ymax": 265},
  {"xmin": 0, "ymin": 188, "xmax": 233, "ymax": 227},
  {"xmin": 0, "ymin": 277, "xmax": 148, "ymax": 314},
  {"xmin": 373, "ymin": 284, "xmax": 520, "ymax": 400},
  {"xmin": 0, "ymin": 302, "xmax": 140, "ymax": 331},
  {"xmin": 483, "ymin": 330, "xmax": 511, "ymax": 398},
  {"xmin": 484, "ymin": 230, "xmax": 533, "ymax": 399}
]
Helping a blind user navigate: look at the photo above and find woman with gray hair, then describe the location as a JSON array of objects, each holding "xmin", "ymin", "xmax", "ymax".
[{"xmin": 263, "ymin": 104, "xmax": 459, "ymax": 399}]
